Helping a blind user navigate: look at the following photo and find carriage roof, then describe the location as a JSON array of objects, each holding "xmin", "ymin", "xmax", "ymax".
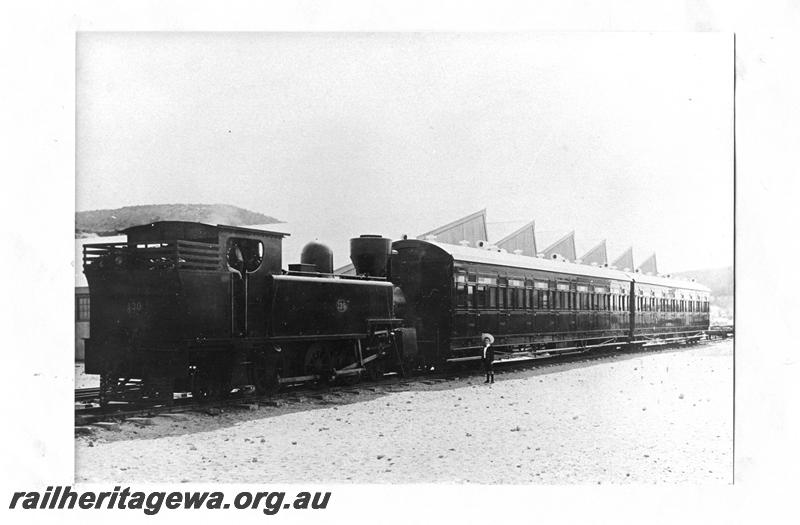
[{"xmin": 398, "ymin": 239, "xmax": 710, "ymax": 293}]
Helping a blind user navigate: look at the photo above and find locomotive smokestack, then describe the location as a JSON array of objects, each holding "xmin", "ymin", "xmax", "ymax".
[{"xmin": 350, "ymin": 235, "xmax": 391, "ymax": 277}]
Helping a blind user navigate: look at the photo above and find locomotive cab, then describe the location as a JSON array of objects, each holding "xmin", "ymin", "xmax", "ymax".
[{"xmin": 82, "ymin": 221, "xmax": 288, "ymax": 394}]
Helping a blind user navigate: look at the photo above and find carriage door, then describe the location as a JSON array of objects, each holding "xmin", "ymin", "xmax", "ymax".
[{"xmin": 227, "ymin": 238, "xmax": 264, "ymax": 337}]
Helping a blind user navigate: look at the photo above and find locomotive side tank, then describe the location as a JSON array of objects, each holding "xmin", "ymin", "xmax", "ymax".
[
  {"xmin": 264, "ymin": 273, "xmax": 400, "ymax": 379},
  {"xmin": 267, "ymin": 275, "xmax": 394, "ymax": 339}
]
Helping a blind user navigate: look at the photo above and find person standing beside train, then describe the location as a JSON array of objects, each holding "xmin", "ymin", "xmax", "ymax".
[{"xmin": 482, "ymin": 333, "xmax": 495, "ymax": 384}]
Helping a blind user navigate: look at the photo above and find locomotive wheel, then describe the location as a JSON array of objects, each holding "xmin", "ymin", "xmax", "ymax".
[
  {"xmin": 145, "ymin": 376, "xmax": 174, "ymax": 404},
  {"xmin": 98, "ymin": 370, "xmax": 116, "ymax": 407},
  {"xmin": 337, "ymin": 371, "xmax": 361, "ymax": 386},
  {"xmin": 366, "ymin": 360, "xmax": 385, "ymax": 382},
  {"xmin": 251, "ymin": 353, "xmax": 280, "ymax": 395},
  {"xmin": 304, "ymin": 343, "xmax": 333, "ymax": 382},
  {"xmin": 192, "ymin": 379, "xmax": 231, "ymax": 402},
  {"xmin": 191, "ymin": 368, "xmax": 231, "ymax": 402}
]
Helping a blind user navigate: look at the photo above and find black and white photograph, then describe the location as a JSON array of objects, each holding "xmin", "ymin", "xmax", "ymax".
[
  {"xmin": 72, "ymin": 32, "xmax": 733, "ymax": 484},
  {"xmin": 4, "ymin": 2, "xmax": 800, "ymax": 524}
]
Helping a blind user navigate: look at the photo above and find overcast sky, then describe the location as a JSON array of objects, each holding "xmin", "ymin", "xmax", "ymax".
[{"xmin": 76, "ymin": 32, "xmax": 732, "ymax": 272}]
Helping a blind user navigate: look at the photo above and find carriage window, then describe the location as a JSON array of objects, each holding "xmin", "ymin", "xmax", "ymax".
[
  {"xmin": 467, "ymin": 285, "xmax": 474, "ymax": 308},
  {"xmin": 456, "ymin": 282, "xmax": 468, "ymax": 307},
  {"xmin": 489, "ymin": 287, "xmax": 497, "ymax": 308},
  {"xmin": 76, "ymin": 295, "xmax": 90, "ymax": 322},
  {"xmin": 475, "ymin": 285, "xmax": 485, "ymax": 308},
  {"xmin": 498, "ymin": 287, "xmax": 506, "ymax": 309}
]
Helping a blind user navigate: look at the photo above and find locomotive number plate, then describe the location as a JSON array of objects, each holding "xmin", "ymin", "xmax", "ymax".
[{"xmin": 126, "ymin": 300, "xmax": 143, "ymax": 315}]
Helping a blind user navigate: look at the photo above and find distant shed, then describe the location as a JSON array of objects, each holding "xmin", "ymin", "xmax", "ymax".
[{"xmin": 416, "ymin": 209, "xmax": 488, "ymax": 246}]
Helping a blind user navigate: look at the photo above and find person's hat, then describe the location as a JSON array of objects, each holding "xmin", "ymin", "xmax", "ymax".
[{"xmin": 481, "ymin": 333, "xmax": 495, "ymax": 344}]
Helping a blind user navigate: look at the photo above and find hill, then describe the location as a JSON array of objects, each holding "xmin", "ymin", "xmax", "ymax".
[
  {"xmin": 76, "ymin": 204, "xmax": 281, "ymax": 237},
  {"xmin": 673, "ymin": 266, "xmax": 733, "ymax": 324},
  {"xmin": 672, "ymin": 266, "xmax": 733, "ymax": 297}
]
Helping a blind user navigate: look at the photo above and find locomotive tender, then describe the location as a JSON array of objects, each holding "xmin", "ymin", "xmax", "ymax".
[{"xmin": 83, "ymin": 221, "xmax": 710, "ymax": 404}]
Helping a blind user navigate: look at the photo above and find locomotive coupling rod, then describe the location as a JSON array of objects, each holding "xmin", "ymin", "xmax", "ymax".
[
  {"xmin": 278, "ymin": 374, "xmax": 319, "ymax": 384},
  {"xmin": 334, "ymin": 368, "xmax": 365, "ymax": 378},
  {"xmin": 341, "ymin": 353, "xmax": 378, "ymax": 370}
]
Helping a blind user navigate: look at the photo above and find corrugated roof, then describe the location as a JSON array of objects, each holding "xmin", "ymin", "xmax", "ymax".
[
  {"xmin": 539, "ymin": 230, "xmax": 576, "ymax": 261},
  {"xmin": 494, "ymin": 220, "xmax": 537, "ymax": 256},
  {"xmin": 637, "ymin": 253, "xmax": 658, "ymax": 275},
  {"xmin": 417, "ymin": 209, "xmax": 488, "ymax": 246},
  {"xmin": 578, "ymin": 239, "xmax": 608, "ymax": 266},
  {"xmin": 611, "ymin": 247, "xmax": 635, "ymax": 271}
]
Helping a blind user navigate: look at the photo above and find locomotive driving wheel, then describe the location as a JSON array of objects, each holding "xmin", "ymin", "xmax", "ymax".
[
  {"xmin": 250, "ymin": 351, "xmax": 280, "ymax": 395},
  {"xmin": 365, "ymin": 359, "xmax": 385, "ymax": 382},
  {"xmin": 304, "ymin": 343, "xmax": 333, "ymax": 384},
  {"xmin": 98, "ymin": 369, "xmax": 117, "ymax": 407},
  {"xmin": 190, "ymin": 367, "xmax": 231, "ymax": 402},
  {"xmin": 144, "ymin": 376, "xmax": 174, "ymax": 405}
]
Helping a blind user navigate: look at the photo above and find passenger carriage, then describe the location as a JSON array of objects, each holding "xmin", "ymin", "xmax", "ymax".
[{"xmin": 389, "ymin": 239, "xmax": 710, "ymax": 367}]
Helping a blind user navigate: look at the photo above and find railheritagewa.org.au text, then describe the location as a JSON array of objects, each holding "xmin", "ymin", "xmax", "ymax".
[{"xmin": 9, "ymin": 486, "xmax": 331, "ymax": 515}]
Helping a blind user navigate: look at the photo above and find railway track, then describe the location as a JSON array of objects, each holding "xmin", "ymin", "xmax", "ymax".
[{"xmin": 75, "ymin": 338, "xmax": 723, "ymax": 427}]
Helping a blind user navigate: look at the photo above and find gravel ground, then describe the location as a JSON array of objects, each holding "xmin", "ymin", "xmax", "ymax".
[
  {"xmin": 75, "ymin": 340, "xmax": 732, "ymax": 484},
  {"xmin": 75, "ymin": 362, "xmax": 99, "ymax": 389}
]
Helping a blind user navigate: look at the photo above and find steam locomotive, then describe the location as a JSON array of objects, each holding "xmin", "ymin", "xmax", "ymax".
[{"xmin": 82, "ymin": 221, "xmax": 710, "ymax": 404}]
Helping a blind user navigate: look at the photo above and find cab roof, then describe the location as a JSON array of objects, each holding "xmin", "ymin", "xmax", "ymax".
[{"xmin": 122, "ymin": 221, "xmax": 289, "ymax": 244}]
